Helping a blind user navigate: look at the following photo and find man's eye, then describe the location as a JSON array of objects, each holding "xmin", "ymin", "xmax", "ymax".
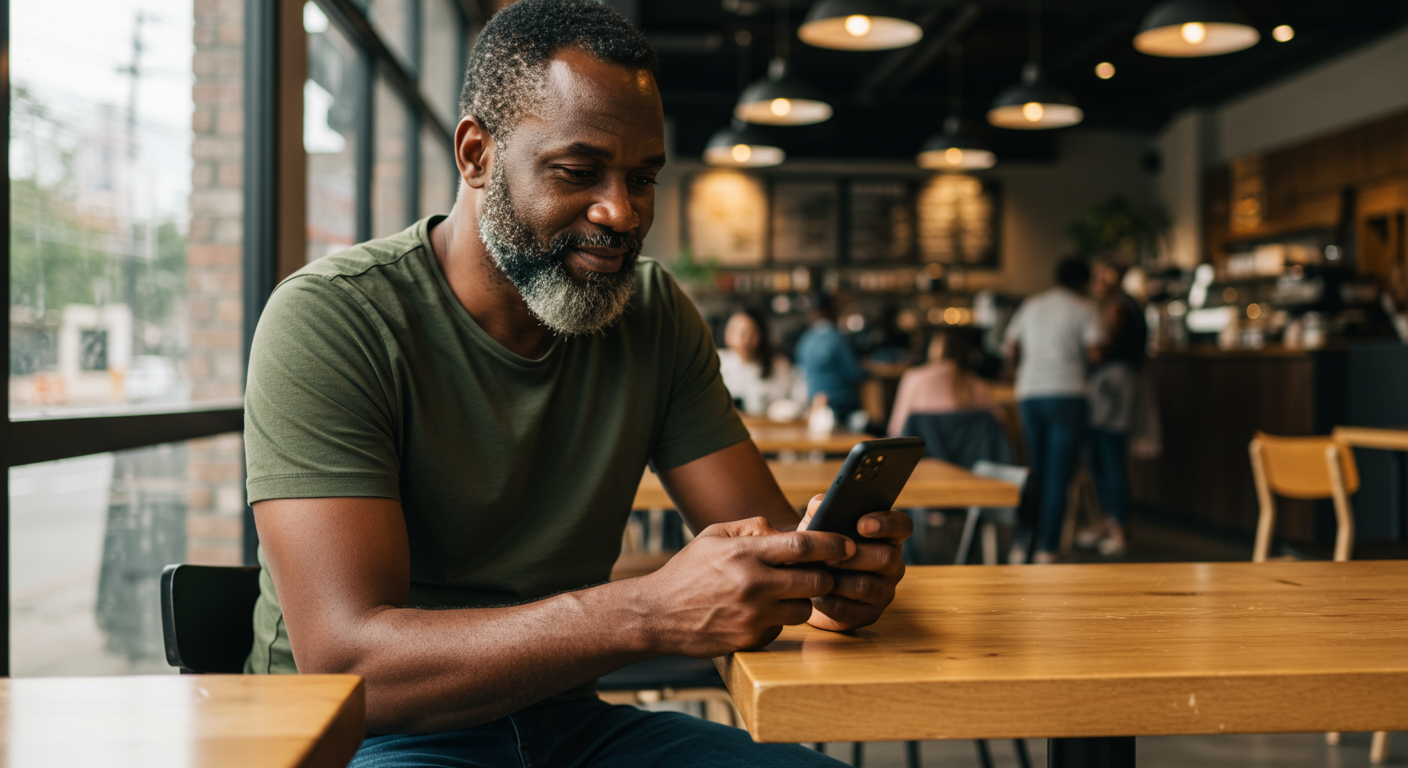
[
  {"xmin": 632, "ymin": 177, "xmax": 659, "ymax": 187},
  {"xmin": 554, "ymin": 166, "xmax": 596, "ymax": 181}
]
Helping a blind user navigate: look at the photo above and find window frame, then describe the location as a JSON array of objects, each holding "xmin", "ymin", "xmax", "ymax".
[{"xmin": 2, "ymin": 0, "xmax": 483, "ymax": 675}]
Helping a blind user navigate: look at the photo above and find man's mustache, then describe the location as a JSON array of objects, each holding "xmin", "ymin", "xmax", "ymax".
[{"xmin": 546, "ymin": 229, "xmax": 642, "ymax": 261}]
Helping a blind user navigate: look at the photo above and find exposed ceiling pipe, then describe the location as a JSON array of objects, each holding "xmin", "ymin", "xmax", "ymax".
[{"xmin": 856, "ymin": 2, "xmax": 982, "ymax": 103}]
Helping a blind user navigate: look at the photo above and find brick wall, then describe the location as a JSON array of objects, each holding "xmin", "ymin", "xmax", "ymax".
[{"xmin": 187, "ymin": 0, "xmax": 247, "ymax": 566}]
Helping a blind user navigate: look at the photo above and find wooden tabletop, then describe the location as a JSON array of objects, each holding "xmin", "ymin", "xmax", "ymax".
[
  {"xmin": 1334, "ymin": 426, "xmax": 1408, "ymax": 451},
  {"xmin": 746, "ymin": 424, "xmax": 871, "ymax": 455},
  {"xmin": 0, "ymin": 674, "xmax": 365, "ymax": 768},
  {"xmin": 716, "ymin": 561, "xmax": 1408, "ymax": 744},
  {"xmin": 635, "ymin": 458, "xmax": 1020, "ymax": 511}
]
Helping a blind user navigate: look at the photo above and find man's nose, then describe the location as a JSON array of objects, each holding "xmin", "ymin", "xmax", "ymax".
[{"xmin": 586, "ymin": 178, "xmax": 640, "ymax": 233}]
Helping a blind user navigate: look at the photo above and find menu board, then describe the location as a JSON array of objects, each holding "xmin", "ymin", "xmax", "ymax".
[
  {"xmin": 917, "ymin": 174, "xmax": 1000, "ymax": 267},
  {"xmin": 770, "ymin": 180, "xmax": 839, "ymax": 264},
  {"xmin": 685, "ymin": 171, "xmax": 768, "ymax": 267},
  {"xmin": 848, "ymin": 180, "xmax": 914, "ymax": 263}
]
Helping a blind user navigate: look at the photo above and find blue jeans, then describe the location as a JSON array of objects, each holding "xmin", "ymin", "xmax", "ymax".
[
  {"xmin": 1020, "ymin": 397, "xmax": 1089, "ymax": 554},
  {"xmin": 351, "ymin": 697, "xmax": 846, "ymax": 768},
  {"xmin": 1088, "ymin": 428, "xmax": 1128, "ymax": 527}
]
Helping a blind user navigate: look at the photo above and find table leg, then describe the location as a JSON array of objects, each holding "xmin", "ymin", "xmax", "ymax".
[{"xmin": 1047, "ymin": 737, "xmax": 1135, "ymax": 768}]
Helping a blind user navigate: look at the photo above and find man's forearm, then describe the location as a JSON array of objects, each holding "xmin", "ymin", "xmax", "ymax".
[{"xmin": 311, "ymin": 577, "xmax": 653, "ymax": 734}]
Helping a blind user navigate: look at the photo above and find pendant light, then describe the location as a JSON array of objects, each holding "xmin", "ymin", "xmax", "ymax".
[
  {"xmin": 706, "ymin": 29, "xmax": 786, "ymax": 167},
  {"xmin": 1133, "ymin": 0, "xmax": 1259, "ymax": 57},
  {"xmin": 987, "ymin": 0, "xmax": 1082, "ymax": 130},
  {"xmin": 735, "ymin": 0, "xmax": 833, "ymax": 126},
  {"xmin": 798, "ymin": 0, "xmax": 922, "ymax": 51},
  {"xmin": 704, "ymin": 120, "xmax": 786, "ymax": 167},
  {"xmin": 917, "ymin": 45, "xmax": 995, "ymax": 171}
]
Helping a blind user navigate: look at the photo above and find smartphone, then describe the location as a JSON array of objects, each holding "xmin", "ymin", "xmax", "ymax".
[{"xmin": 806, "ymin": 437, "xmax": 927, "ymax": 539}]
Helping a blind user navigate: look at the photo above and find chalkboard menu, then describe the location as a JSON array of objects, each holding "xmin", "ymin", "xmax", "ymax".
[
  {"xmin": 848, "ymin": 180, "xmax": 915, "ymax": 263},
  {"xmin": 771, "ymin": 180, "xmax": 839, "ymax": 264},
  {"xmin": 917, "ymin": 174, "xmax": 1000, "ymax": 267}
]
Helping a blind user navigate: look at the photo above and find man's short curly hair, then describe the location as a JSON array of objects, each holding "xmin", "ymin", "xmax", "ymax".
[{"xmin": 459, "ymin": 0, "xmax": 658, "ymax": 145}]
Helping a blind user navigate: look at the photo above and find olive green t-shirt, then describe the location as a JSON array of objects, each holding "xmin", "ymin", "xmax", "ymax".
[{"xmin": 243, "ymin": 217, "xmax": 748, "ymax": 695}]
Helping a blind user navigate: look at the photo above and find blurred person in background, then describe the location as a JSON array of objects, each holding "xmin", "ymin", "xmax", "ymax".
[
  {"xmin": 1004, "ymin": 258, "xmax": 1103, "ymax": 564},
  {"xmin": 718, "ymin": 308, "xmax": 796, "ymax": 416},
  {"xmin": 1082, "ymin": 259, "xmax": 1149, "ymax": 556},
  {"xmin": 887, "ymin": 328, "xmax": 994, "ymax": 437},
  {"xmin": 794, "ymin": 296, "xmax": 865, "ymax": 425}
]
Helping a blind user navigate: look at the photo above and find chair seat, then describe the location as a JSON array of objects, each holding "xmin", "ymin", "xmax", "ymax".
[{"xmin": 597, "ymin": 656, "xmax": 723, "ymax": 691}]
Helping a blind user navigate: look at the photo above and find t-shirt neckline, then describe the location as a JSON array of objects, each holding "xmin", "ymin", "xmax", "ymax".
[{"xmin": 417, "ymin": 215, "xmax": 564, "ymax": 369}]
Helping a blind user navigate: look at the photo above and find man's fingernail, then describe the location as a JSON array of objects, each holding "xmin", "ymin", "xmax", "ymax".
[{"xmin": 845, "ymin": 539, "xmax": 857, "ymax": 557}]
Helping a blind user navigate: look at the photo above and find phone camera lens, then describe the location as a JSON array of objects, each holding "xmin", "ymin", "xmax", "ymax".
[
  {"xmin": 877, "ymin": 455, "xmax": 886, "ymax": 463},
  {"xmin": 863, "ymin": 457, "xmax": 873, "ymax": 465},
  {"xmin": 855, "ymin": 472, "xmax": 864, "ymax": 481}
]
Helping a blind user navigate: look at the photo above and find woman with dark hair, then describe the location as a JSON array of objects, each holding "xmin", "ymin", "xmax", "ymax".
[
  {"xmin": 718, "ymin": 308, "xmax": 796, "ymax": 416},
  {"xmin": 886, "ymin": 328, "xmax": 994, "ymax": 437}
]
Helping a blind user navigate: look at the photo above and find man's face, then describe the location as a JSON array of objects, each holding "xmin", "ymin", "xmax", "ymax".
[{"xmin": 478, "ymin": 48, "xmax": 666, "ymax": 336}]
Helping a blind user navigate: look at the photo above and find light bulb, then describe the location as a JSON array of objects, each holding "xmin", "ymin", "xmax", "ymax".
[
  {"xmin": 731, "ymin": 144, "xmax": 752, "ymax": 163},
  {"xmin": 770, "ymin": 98, "xmax": 792, "ymax": 117},
  {"xmin": 945, "ymin": 147, "xmax": 962, "ymax": 165},
  {"xmin": 844, "ymin": 15, "xmax": 871, "ymax": 37},
  {"xmin": 1022, "ymin": 102, "xmax": 1045, "ymax": 122},
  {"xmin": 1272, "ymin": 25, "xmax": 1294, "ymax": 42},
  {"xmin": 1181, "ymin": 22, "xmax": 1206, "ymax": 44},
  {"xmin": 1095, "ymin": 62, "xmax": 1115, "ymax": 79}
]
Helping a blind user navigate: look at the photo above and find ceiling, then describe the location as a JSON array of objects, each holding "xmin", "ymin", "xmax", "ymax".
[{"xmin": 626, "ymin": 0, "xmax": 1408, "ymax": 162}]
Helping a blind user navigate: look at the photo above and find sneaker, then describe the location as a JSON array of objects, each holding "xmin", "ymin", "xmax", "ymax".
[
  {"xmin": 1097, "ymin": 529, "xmax": 1127, "ymax": 557},
  {"xmin": 1033, "ymin": 550, "xmax": 1059, "ymax": 564},
  {"xmin": 1074, "ymin": 527, "xmax": 1104, "ymax": 549}
]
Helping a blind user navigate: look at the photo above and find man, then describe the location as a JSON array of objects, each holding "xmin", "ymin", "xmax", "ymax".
[
  {"xmin": 243, "ymin": 1, "xmax": 910, "ymax": 766},
  {"xmin": 1084, "ymin": 259, "xmax": 1149, "ymax": 556},
  {"xmin": 1003, "ymin": 257, "xmax": 1103, "ymax": 564},
  {"xmin": 794, "ymin": 297, "xmax": 866, "ymax": 425}
]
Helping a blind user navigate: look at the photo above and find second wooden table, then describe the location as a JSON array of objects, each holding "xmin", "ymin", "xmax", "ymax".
[{"xmin": 634, "ymin": 458, "xmax": 1020, "ymax": 511}]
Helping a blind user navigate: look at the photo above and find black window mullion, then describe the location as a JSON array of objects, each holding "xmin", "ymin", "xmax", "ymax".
[
  {"xmin": 244, "ymin": 0, "xmax": 280, "ymax": 372},
  {"xmin": 406, "ymin": 0, "xmax": 423, "ymax": 223},
  {"xmin": 2, "ymin": 0, "xmax": 13, "ymax": 679}
]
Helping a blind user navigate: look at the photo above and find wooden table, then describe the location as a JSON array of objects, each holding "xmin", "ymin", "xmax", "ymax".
[
  {"xmin": 746, "ymin": 423, "xmax": 870, "ymax": 456},
  {"xmin": 0, "ymin": 674, "xmax": 365, "ymax": 768},
  {"xmin": 1335, "ymin": 426, "xmax": 1408, "ymax": 451},
  {"xmin": 716, "ymin": 561, "xmax": 1408, "ymax": 766},
  {"xmin": 634, "ymin": 458, "xmax": 1021, "ymax": 511}
]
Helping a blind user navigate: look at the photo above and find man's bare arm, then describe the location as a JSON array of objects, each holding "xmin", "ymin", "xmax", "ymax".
[{"xmin": 255, "ymin": 495, "xmax": 851, "ymax": 734}]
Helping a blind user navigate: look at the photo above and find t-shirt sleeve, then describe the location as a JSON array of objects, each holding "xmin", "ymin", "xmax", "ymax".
[
  {"xmin": 1003, "ymin": 303, "xmax": 1026, "ymax": 344},
  {"xmin": 1081, "ymin": 303, "xmax": 1104, "ymax": 347},
  {"xmin": 649, "ymin": 271, "xmax": 750, "ymax": 472},
  {"xmin": 245, "ymin": 276, "xmax": 402, "ymax": 503}
]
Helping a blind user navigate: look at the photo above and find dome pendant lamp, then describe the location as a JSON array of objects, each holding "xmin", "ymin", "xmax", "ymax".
[
  {"xmin": 987, "ymin": 1, "xmax": 1082, "ymax": 130},
  {"xmin": 918, "ymin": 45, "xmax": 995, "ymax": 171},
  {"xmin": 1133, "ymin": 0, "xmax": 1259, "ymax": 57},
  {"xmin": 704, "ymin": 120, "xmax": 786, "ymax": 167},
  {"xmin": 734, "ymin": 0, "xmax": 833, "ymax": 126},
  {"xmin": 798, "ymin": 0, "xmax": 923, "ymax": 51}
]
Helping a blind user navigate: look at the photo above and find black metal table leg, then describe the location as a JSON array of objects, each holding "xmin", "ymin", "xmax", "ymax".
[
  {"xmin": 1014, "ymin": 738, "xmax": 1032, "ymax": 768},
  {"xmin": 1047, "ymin": 737, "xmax": 1135, "ymax": 768}
]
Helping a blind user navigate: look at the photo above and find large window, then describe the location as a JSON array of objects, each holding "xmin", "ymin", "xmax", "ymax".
[{"xmin": 6, "ymin": 0, "xmax": 477, "ymax": 676}]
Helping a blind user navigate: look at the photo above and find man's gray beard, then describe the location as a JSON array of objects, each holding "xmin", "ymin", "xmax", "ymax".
[{"xmin": 477, "ymin": 160, "xmax": 639, "ymax": 337}]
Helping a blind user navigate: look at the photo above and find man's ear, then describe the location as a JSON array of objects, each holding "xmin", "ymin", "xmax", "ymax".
[{"xmin": 455, "ymin": 116, "xmax": 493, "ymax": 190}]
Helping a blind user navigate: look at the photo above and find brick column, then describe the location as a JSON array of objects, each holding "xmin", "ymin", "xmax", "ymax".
[{"xmin": 186, "ymin": 0, "xmax": 247, "ymax": 566}]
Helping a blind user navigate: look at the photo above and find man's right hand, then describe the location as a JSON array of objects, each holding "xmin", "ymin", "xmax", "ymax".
[{"xmin": 632, "ymin": 516, "xmax": 855, "ymax": 658}]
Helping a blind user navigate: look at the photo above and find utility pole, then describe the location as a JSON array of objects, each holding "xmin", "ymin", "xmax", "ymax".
[{"xmin": 115, "ymin": 10, "xmax": 150, "ymax": 363}]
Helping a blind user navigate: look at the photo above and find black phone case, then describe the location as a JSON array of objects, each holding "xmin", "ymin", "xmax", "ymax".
[{"xmin": 807, "ymin": 437, "xmax": 927, "ymax": 538}]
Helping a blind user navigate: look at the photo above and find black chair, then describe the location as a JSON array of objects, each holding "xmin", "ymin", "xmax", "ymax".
[
  {"xmin": 160, "ymin": 563, "xmax": 735, "ymax": 723},
  {"xmin": 160, "ymin": 563, "xmax": 261, "ymax": 673}
]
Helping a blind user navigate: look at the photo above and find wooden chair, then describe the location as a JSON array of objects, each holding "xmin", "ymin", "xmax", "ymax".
[{"xmin": 1247, "ymin": 432, "xmax": 1390, "ymax": 763}]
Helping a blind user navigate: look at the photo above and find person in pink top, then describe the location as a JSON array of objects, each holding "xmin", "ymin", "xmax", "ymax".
[{"xmin": 887, "ymin": 329, "xmax": 994, "ymax": 437}]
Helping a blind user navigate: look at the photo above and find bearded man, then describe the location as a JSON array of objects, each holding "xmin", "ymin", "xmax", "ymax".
[{"xmin": 244, "ymin": 1, "xmax": 910, "ymax": 764}]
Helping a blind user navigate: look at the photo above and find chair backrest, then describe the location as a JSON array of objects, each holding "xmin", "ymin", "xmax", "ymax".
[
  {"xmin": 903, "ymin": 411, "xmax": 1013, "ymax": 469},
  {"xmin": 968, "ymin": 461, "xmax": 1030, "ymax": 526},
  {"xmin": 1250, "ymin": 432, "xmax": 1360, "ymax": 499},
  {"xmin": 160, "ymin": 564, "xmax": 262, "ymax": 673}
]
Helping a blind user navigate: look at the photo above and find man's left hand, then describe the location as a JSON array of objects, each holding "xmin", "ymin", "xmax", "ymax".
[{"xmin": 797, "ymin": 495, "xmax": 912, "ymax": 631}]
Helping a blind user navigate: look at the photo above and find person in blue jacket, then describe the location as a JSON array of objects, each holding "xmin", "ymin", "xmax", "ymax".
[{"xmin": 794, "ymin": 296, "xmax": 866, "ymax": 424}]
